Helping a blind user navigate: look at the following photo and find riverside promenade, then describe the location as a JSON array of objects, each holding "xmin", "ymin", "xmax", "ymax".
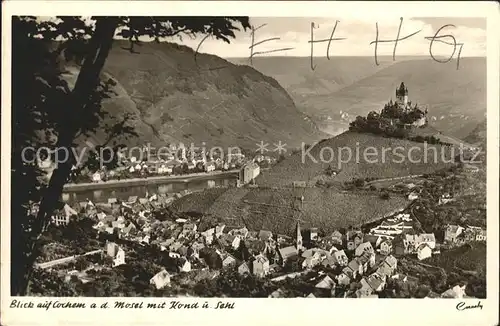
[{"xmin": 63, "ymin": 169, "xmax": 239, "ymax": 192}]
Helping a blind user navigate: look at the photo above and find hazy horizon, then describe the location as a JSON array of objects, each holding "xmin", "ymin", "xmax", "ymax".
[
  {"xmin": 35, "ymin": 16, "xmax": 487, "ymax": 58},
  {"xmin": 172, "ymin": 17, "xmax": 487, "ymax": 58}
]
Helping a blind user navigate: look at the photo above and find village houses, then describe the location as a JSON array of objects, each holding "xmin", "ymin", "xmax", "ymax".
[
  {"xmin": 417, "ymin": 244, "xmax": 433, "ymax": 260},
  {"xmin": 150, "ymin": 270, "xmax": 171, "ymax": 289},
  {"xmin": 238, "ymin": 262, "xmax": 251, "ymax": 276},
  {"xmin": 444, "ymin": 224, "xmax": 465, "ymax": 243},
  {"xmin": 332, "ymin": 250, "xmax": 349, "ymax": 266},
  {"xmin": 52, "ymin": 180, "xmax": 466, "ymax": 300},
  {"xmin": 252, "ymin": 254, "xmax": 270, "ymax": 278},
  {"xmin": 379, "ymin": 239, "xmax": 393, "ymax": 255},
  {"xmin": 354, "ymin": 242, "xmax": 374, "ymax": 257},
  {"xmin": 222, "ymin": 254, "xmax": 237, "ymax": 268},
  {"xmin": 105, "ymin": 242, "xmax": 126, "ymax": 267}
]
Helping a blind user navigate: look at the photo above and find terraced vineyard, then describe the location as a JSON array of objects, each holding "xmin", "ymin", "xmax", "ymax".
[
  {"xmin": 427, "ymin": 242, "xmax": 486, "ymax": 275},
  {"xmin": 171, "ymin": 187, "xmax": 409, "ymax": 235},
  {"xmin": 256, "ymin": 131, "xmax": 456, "ymax": 187},
  {"xmin": 170, "ymin": 188, "xmax": 227, "ymax": 215}
]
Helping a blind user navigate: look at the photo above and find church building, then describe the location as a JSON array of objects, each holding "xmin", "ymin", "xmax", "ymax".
[{"xmin": 296, "ymin": 220, "xmax": 303, "ymax": 252}]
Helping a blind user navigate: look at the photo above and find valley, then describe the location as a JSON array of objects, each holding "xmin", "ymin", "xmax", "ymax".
[
  {"xmin": 18, "ymin": 21, "xmax": 488, "ymax": 300},
  {"xmin": 231, "ymin": 56, "xmax": 486, "ymax": 139}
]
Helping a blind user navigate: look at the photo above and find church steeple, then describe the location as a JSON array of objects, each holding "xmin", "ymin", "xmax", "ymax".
[{"xmin": 296, "ymin": 219, "xmax": 303, "ymax": 251}]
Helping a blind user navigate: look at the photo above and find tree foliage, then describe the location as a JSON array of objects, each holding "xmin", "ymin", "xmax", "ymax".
[
  {"xmin": 349, "ymin": 101, "xmax": 439, "ymax": 144},
  {"xmin": 193, "ymin": 269, "xmax": 275, "ymax": 297},
  {"xmin": 11, "ymin": 15, "xmax": 250, "ymax": 295}
]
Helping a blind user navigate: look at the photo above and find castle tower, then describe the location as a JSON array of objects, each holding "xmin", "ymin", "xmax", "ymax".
[
  {"xmin": 296, "ymin": 219, "xmax": 303, "ymax": 252},
  {"xmin": 395, "ymin": 82, "xmax": 409, "ymax": 108}
]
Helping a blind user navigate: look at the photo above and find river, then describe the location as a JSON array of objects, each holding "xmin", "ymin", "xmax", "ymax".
[{"xmin": 62, "ymin": 175, "xmax": 237, "ymax": 204}]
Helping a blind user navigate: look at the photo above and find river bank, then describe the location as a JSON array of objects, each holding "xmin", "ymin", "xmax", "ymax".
[{"xmin": 63, "ymin": 169, "xmax": 239, "ymax": 192}]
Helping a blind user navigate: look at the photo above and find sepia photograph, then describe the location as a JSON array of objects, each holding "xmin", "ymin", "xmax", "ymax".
[{"xmin": 1, "ymin": 1, "xmax": 499, "ymax": 326}]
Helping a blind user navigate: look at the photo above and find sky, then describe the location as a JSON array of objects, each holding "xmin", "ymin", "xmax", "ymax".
[
  {"xmin": 37, "ymin": 16, "xmax": 487, "ymax": 58},
  {"xmin": 170, "ymin": 17, "xmax": 487, "ymax": 58}
]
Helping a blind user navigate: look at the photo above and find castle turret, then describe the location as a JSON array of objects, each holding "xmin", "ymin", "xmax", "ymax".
[{"xmin": 395, "ymin": 82, "xmax": 409, "ymax": 108}]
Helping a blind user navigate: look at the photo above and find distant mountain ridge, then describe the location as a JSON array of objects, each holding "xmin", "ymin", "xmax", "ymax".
[
  {"xmin": 67, "ymin": 41, "xmax": 327, "ymax": 151},
  {"xmin": 464, "ymin": 119, "xmax": 487, "ymax": 145},
  {"xmin": 229, "ymin": 56, "xmax": 398, "ymax": 97},
  {"xmin": 231, "ymin": 56, "xmax": 486, "ymax": 139}
]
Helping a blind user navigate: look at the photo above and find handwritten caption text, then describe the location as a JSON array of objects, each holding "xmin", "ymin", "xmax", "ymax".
[{"xmin": 10, "ymin": 299, "xmax": 235, "ymax": 311}]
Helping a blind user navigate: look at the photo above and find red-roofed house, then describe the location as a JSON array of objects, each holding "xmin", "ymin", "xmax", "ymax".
[
  {"xmin": 330, "ymin": 230, "xmax": 343, "ymax": 246},
  {"xmin": 333, "ymin": 250, "xmax": 349, "ymax": 267},
  {"xmin": 379, "ymin": 240, "xmax": 393, "ymax": 255},
  {"xmin": 366, "ymin": 273, "xmax": 386, "ymax": 292},
  {"xmin": 278, "ymin": 246, "xmax": 298, "ymax": 266},
  {"xmin": 416, "ymin": 233, "xmax": 436, "ymax": 249},
  {"xmin": 358, "ymin": 250, "xmax": 376, "ymax": 270},
  {"xmin": 337, "ymin": 271, "xmax": 351, "ymax": 286},
  {"xmin": 302, "ymin": 251, "xmax": 323, "ymax": 269},
  {"xmin": 375, "ymin": 262, "xmax": 393, "ymax": 278},
  {"xmin": 252, "ymin": 254, "xmax": 270, "ymax": 278},
  {"xmin": 417, "ymin": 243, "xmax": 432, "ymax": 261},
  {"xmin": 222, "ymin": 254, "xmax": 237, "ymax": 268},
  {"xmin": 177, "ymin": 258, "xmax": 191, "ymax": 273},
  {"xmin": 215, "ymin": 224, "xmax": 226, "ymax": 238},
  {"xmin": 355, "ymin": 242, "xmax": 374, "ymax": 257},
  {"xmin": 238, "ymin": 262, "xmax": 250, "ymax": 275},
  {"xmin": 347, "ymin": 259, "xmax": 362, "ymax": 278},
  {"xmin": 105, "ymin": 242, "xmax": 126, "ymax": 267},
  {"xmin": 357, "ymin": 278, "xmax": 373, "ymax": 297},
  {"xmin": 258, "ymin": 230, "xmax": 273, "ymax": 242},
  {"xmin": 384, "ymin": 255, "xmax": 397, "ymax": 269},
  {"xmin": 315, "ymin": 275, "xmax": 335, "ymax": 290},
  {"xmin": 150, "ymin": 270, "xmax": 170, "ymax": 289},
  {"xmin": 444, "ymin": 225, "xmax": 464, "ymax": 243}
]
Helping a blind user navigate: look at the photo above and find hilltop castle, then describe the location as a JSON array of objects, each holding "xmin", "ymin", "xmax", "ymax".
[
  {"xmin": 349, "ymin": 82, "xmax": 431, "ymax": 134},
  {"xmin": 384, "ymin": 82, "xmax": 428, "ymax": 128}
]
